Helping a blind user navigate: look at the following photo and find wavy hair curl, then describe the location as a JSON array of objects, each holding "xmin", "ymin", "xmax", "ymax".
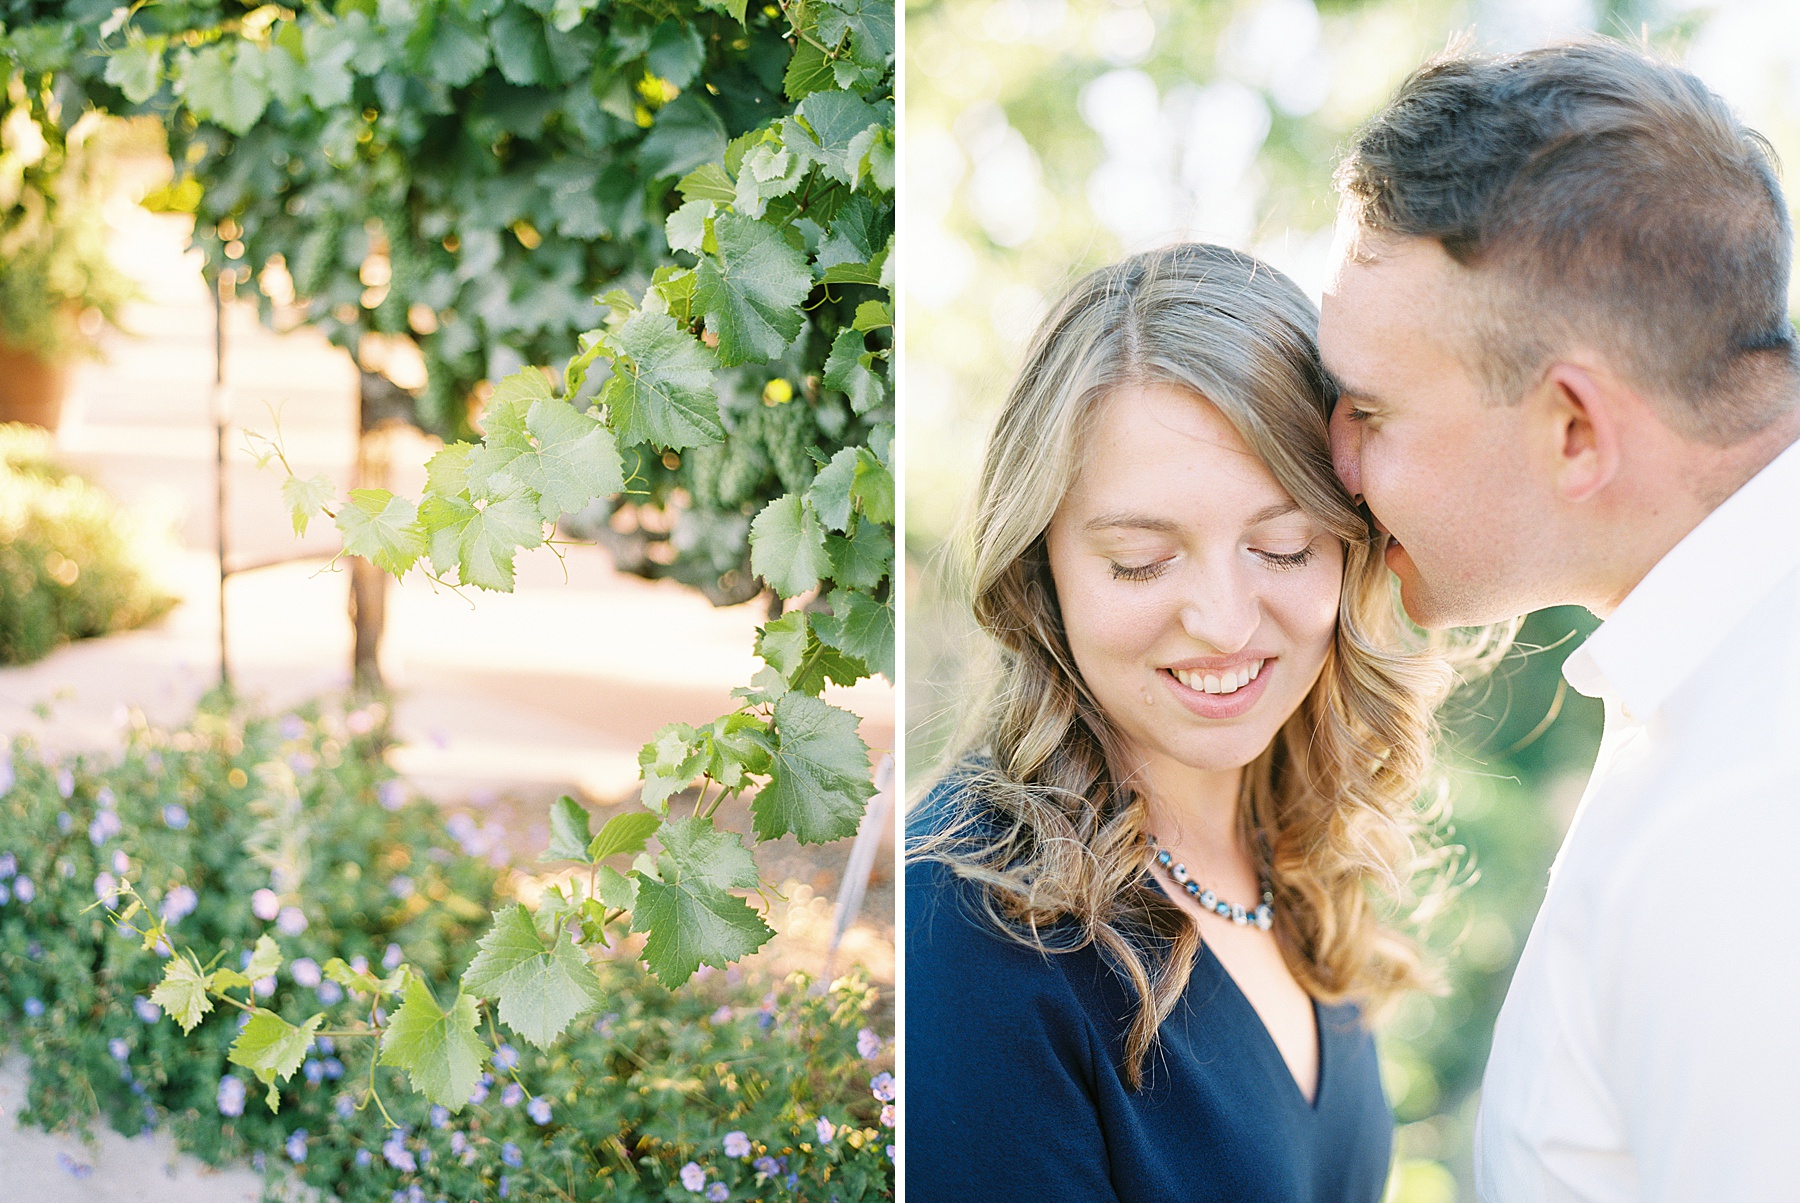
[{"xmin": 912, "ymin": 243, "xmax": 1473, "ymax": 1089}]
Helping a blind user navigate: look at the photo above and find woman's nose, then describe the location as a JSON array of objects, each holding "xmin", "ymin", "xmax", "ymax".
[{"xmin": 1177, "ymin": 566, "xmax": 1260, "ymax": 653}]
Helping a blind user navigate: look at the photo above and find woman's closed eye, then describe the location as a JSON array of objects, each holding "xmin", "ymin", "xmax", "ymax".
[
  {"xmin": 1109, "ymin": 558, "xmax": 1172, "ymax": 582},
  {"xmin": 1253, "ymin": 543, "xmax": 1318, "ymax": 570}
]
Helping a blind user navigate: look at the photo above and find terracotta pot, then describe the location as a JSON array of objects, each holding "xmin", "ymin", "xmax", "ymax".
[{"xmin": 0, "ymin": 343, "xmax": 70, "ymax": 431}]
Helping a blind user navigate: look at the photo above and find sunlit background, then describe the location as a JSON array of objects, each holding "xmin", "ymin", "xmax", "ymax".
[{"xmin": 903, "ymin": 0, "xmax": 1800, "ymax": 1197}]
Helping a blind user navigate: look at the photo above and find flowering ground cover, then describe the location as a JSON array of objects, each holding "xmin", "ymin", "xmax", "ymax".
[{"xmin": 0, "ymin": 696, "xmax": 893, "ymax": 1200}]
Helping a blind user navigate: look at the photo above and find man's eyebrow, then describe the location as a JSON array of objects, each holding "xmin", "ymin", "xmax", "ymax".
[
  {"xmin": 1323, "ymin": 366, "xmax": 1383, "ymax": 406},
  {"xmin": 1083, "ymin": 512, "xmax": 1182, "ymax": 534}
]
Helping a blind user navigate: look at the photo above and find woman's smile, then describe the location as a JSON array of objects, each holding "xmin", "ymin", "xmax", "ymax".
[{"xmin": 1160, "ymin": 656, "xmax": 1275, "ymax": 718}]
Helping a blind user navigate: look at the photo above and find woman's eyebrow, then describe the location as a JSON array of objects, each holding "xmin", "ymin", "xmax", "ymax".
[
  {"xmin": 1082, "ymin": 512, "xmax": 1182, "ymax": 534},
  {"xmin": 1246, "ymin": 501, "xmax": 1302, "ymax": 525}
]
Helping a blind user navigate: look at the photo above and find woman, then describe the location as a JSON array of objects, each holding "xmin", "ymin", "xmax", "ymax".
[{"xmin": 907, "ymin": 243, "xmax": 1460, "ymax": 1200}]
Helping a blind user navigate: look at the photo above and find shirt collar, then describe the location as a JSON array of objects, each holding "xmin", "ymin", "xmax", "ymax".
[{"xmin": 1563, "ymin": 435, "xmax": 1800, "ymax": 723}]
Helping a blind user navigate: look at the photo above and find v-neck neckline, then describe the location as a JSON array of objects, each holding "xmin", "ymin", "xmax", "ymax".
[{"xmin": 1195, "ymin": 938, "xmax": 1327, "ymax": 1114}]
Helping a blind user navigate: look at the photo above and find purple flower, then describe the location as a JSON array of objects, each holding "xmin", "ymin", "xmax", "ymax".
[
  {"xmin": 711, "ymin": 1005, "xmax": 733, "ymax": 1024},
  {"xmin": 381, "ymin": 1130, "xmax": 416, "ymax": 1172},
  {"xmin": 24, "ymin": 997, "xmax": 44, "ymax": 1018},
  {"xmin": 857, "ymin": 1027, "xmax": 882, "ymax": 1059},
  {"xmin": 291, "ymin": 957, "xmax": 322, "ymax": 988},
  {"xmin": 596, "ymin": 1012, "xmax": 619, "ymax": 1037},
  {"xmin": 378, "ymin": 780, "xmax": 405, "ymax": 810},
  {"xmin": 162, "ymin": 804, "xmax": 189, "ymax": 829},
  {"xmin": 217, "ymin": 1076, "xmax": 247, "ymax": 1117},
  {"xmin": 288, "ymin": 753, "xmax": 315, "ymax": 775},
  {"xmin": 382, "ymin": 942, "xmax": 404, "ymax": 970},
  {"xmin": 527, "ymin": 1096, "xmax": 552, "ymax": 1124},
  {"xmin": 56, "ymin": 768, "xmax": 74, "ymax": 798},
  {"xmin": 815, "ymin": 1117, "xmax": 836, "ymax": 1143},
  {"xmin": 355, "ymin": 1148, "xmax": 372, "ymax": 1167},
  {"xmin": 162, "ymin": 885, "xmax": 198, "ymax": 924},
  {"xmin": 449, "ymin": 1131, "xmax": 469, "ymax": 1156},
  {"xmin": 429, "ymin": 1104, "xmax": 449, "ymax": 1129},
  {"xmin": 0, "ymin": 882, "xmax": 9, "ymax": 905},
  {"xmin": 707, "ymin": 1186, "xmax": 729, "ymax": 1202},
  {"xmin": 276, "ymin": 906, "xmax": 308, "ymax": 936},
  {"xmin": 880, "ymin": 1103, "xmax": 894, "ymax": 1128},
  {"xmin": 251, "ymin": 889, "xmax": 279, "ymax": 921},
  {"xmin": 0, "ymin": 852, "xmax": 14, "ymax": 878},
  {"xmin": 499, "ymin": 1177, "xmax": 510, "ymax": 1200},
  {"xmin": 336, "ymin": 1095, "xmax": 357, "ymax": 1120},
  {"xmin": 133, "ymin": 996, "xmax": 161, "ymax": 1024},
  {"xmin": 57, "ymin": 811, "xmax": 72, "ymax": 833},
  {"xmin": 753, "ymin": 1156, "xmax": 780, "ymax": 1176},
  {"xmin": 323, "ymin": 1057, "xmax": 344, "ymax": 1079},
  {"xmin": 112, "ymin": 849, "xmax": 130, "ymax": 875},
  {"xmin": 317, "ymin": 979, "xmax": 344, "ymax": 1006},
  {"xmin": 679, "ymin": 1162, "xmax": 706, "ymax": 1192},
  {"xmin": 304, "ymin": 1060, "xmax": 325, "ymax": 1085},
  {"xmin": 723, "ymin": 1131, "xmax": 751, "ymax": 1158},
  {"xmin": 109, "ymin": 1038, "xmax": 130, "ymax": 1061},
  {"xmin": 870, "ymin": 1072, "xmax": 895, "ymax": 1102},
  {"xmin": 279, "ymin": 715, "xmax": 305, "ymax": 740},
  {"xmin": 253, "ymin": 976, "xmax": 276, "ymax": 999},
  {"xmin": 389, "ymin": 875, "xmax": 415, "ymax": 899},
  {"xmin": 467, "ymin": 1078, "xmax": 489, "ymax": 1105},
  {"xmin": 886, "ymin": 1144, "xmax": 895, "ymax": 1161},
  {"xmin": 88, "ymin": 811, "xmax": 122, "ymax": 845},
  {"xmin": 286, "ymin": 1129, "xmax": 308, "ymax": 1162},
  {"xmin": 501, "ymin": 1082, "xmax": 524, "ymax": 1107},
  {"xmin": 492, "ymin": 1044, "xmax": 519, "ymax": 1071},
  {"xmin": 55, "ymin": 1152, "xmax": 92, "ymax": 1179},
  {"xmin": 93, "ymin": 872, "xmax": 118, "ymax": 903},
  {"xmin": 96, "ymin": 786, "xmax": 115, "ymax": 809},
  {"xmin": 501, "ymin": 1141, "xmax": 523, "ymax": 1168}
]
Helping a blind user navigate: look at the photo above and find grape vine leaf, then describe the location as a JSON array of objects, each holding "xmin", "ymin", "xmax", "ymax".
[
  {"xmin": 441, "ymin": 489, "xmax": 546, "ymax": 592},
  {"xmin": 229, "ymin": 1009, "xmax": 325, "ymax": 1112},
  {"xmin": 323, "ymin": 956, "xmax": 405, "ymax": 998},
  {"xmin": 105, "ymin": 36, "xmax": 164, "ymax": 105},
  {"xmin": 282, "ymin": 473, "xmax": 336, "ymax": 537},
  {"xmin": 515, "ymin": 397, "xmax": 625, "ymax": 519},
  {"xmin": 150, "ymin": 955, "xmax": 213, "ymax": 1034},
  {"xmin": 245, "ymin": 933, "xmax": 284, "ymax": 981},
  {"xmin": 749, "ymin": 493, "xmax": 830, "ymax": 598},
  {"xmin": 753, "ymin": 690, "xmax": 875, "ymax": 844},
  {"xmin": 178, "ymin": 41, "xmax": 270, "ymax": 135},
  {"xmin": 461, "ymin": 904, "xmax": 607, "ymax": 1048},
  {"xmin": 337, "ymin": 489, "xmax": 426, "ymax": 575},
  {"xmin": 786, "ymin": 92, "xmax": 885, "ymax": 186},
  {"xmin": 805, "ymin": 446, "xmax": 860, "ymax": 532},
  {"xmin": 826, "ymin": 521, "xmax": 891, "ymax": 592},
  {"xmin": 595, "ymin": 864, "xmax": 638, "ymax": 910},
  {"xmin": 421, "ymin": 8, "xmax": 490, "ymax": 86},
  {"xmin": 602, "ymin": 310, "xmax": 723, "ymax": 450},
  {"xmin": 694, "ymin": 213, "xmax": 812, "ymax": 366},
  {"xmin": 850, "ymin": 446, "xmax": 894, "ymax": 523},
  {"xmin": 824, "ymin": 327, "xmax": 885, "ymax": 413},
  {"xmin": 630, "ymin": 816, "xmax": 772, "ymax": 985},
  {"xmin": 756, "ymin": 612, "xmax": 865, "ymax": 696},
  {"xmin": 638, "ymin": 724, "xmax": 707, "ymax": 810},
  {"xmin": 539, "ymin": 795, "xmax": 593, "ymax": 862},
  {"xmin": 378, "ymin": 972, "xmax": 487, "ymax": 1111},
  {"xmin": 817, "ymin": 0, "xmax": 896, "ymax": 69},
  {"xmin": 813, "ymin": 588, "xmax": 894, "ymax": 680},
  {"xmin": 588, "ymin": 811, "xmax": 663, "ymax": 861},
  {"xmin": 783, "ymin": 39, "xmax": 834, "ymax": 102}
]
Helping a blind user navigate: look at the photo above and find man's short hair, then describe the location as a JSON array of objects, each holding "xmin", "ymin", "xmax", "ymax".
[{"xmin": 1337, "ymin": 37, "xmax": 1798, "ymax": 443}]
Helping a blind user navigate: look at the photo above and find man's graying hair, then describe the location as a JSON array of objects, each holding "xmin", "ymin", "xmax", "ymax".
[{"xmin": 1337, "ymin": 37, "xmax": 1800, "ymax": 443}]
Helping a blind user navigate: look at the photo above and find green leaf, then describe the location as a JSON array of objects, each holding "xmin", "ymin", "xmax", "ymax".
[
  {"xmin": 785, "ymin": 92, "xmax": 884, "ymax": 186},
  {"xmin": 631, "ymin": 817, "xmax": 772, "ymax": 985},
  {"xmin": 853, "ymin": 300, "xmax": 892, "ymax": 332},
  {"xmin": 378, "ymin": 972, "xmax": 487, "ymax": 1111},
  {"xmin": 749, "ymin": 492, "xmax": 831, "ymax": 598},
  {"xmin": 282, "ymin": 473, "xmax": 335, "ymax": 537},
  {"xmin": 665, "ymin": 199, "xmax": 714, "ymax": 256},
  {"xmin": 695, "ymin": 0, "xmax": 748, "ymax": 23},
  {"xmin": 806, "ymin": 446, "xmax": 860, "ymax": 532},
  {"xmin": 695, "ymin": 213, "xmax": 812, "ymax": 366},
  {"xmin": 301, "ymin": 18, "xmax": 359, "ymax": 108},
  {"xmin": 179, "ymin": 41, "xmax": 270, "ymax": 135},
  {"xmin": 337, "ymin": 489, "xmax": 426, "ymax": 575},
  {"xmin": 457, "ymin": 492, "xmax": 546, "ymax": 591},
  {"xmin": 825, "ymin": 327, "xmax": 884, "ymax": 413},
  {"xmin": 105, "ymin": 36, "xmax": 165, "ymax": 105},
  {"xmin": 783, "ymin": 39, "xmax": 834, "ymax": 102},
  {"xmin": 588, "ymin": 811, "xmax": 663, "ymax": 861},
  {"xmin": 753, "ymin": 691, "xmax": 875, "ymax": 843},
  {"xmin": 826, "ymin": 520, "xmax": 891, "ymax": 592},
  {"xmin": 539, "ymin": 795, "xmax": 593, "ymax": 862},
  {"xmin": 229, "ymin": 1009, "xmax": 324, "ymax": 1113},
  {"xmin": 756, "ymin": 611, "xmax": 810, "ymax": 676},
  {"xmin": 638, "ymin": 724, "xmax": 706, "ymax": 810},
  {"xmin": 677, "ymin": 163, "xmax": 736, "ymax": 205},
  {"xmin": 461, "ymin": 904, "xmax": 607, "ymax": 1048},
  {"xmin": 516, "ymin": 397, "xmax": 625, "ymax": 519},
  {"xmin": 244, "ymin": 933, "xmax": 283, "ymax": 981},
  {"xmin": 758, "ymin": 611, "xmax": 867, "ymax": 696},
  {"xmin": 601, "ymin": 309, "xmax": 722, "ymax": 450},
  {"xmin": 425, "ymin": 442, "xmax": 475, "ymax": 496},
  {"xmin": 490, "ymin": 6, "xmax": 552, "ymax": 85},
  {"xmin": 851, "ymin": 446, "xmax": 894, "ymax": 524},
  {"xmin": 323, "ymin": 956, "xmax": 405, "ymax": 997},
  {"xmin": 150, "ymin": 955, "xmax": 213, "ymax": 1035},
  {"xmin": 813, "ymin": 588, "xmax": 894, "ymax": 680},
  {"xmin": 423, "ymin": 8, "xmax": 490, "ymax": 86},
  {"xmin": 817, "ymin": 0, "xmax": 895, "ymax": 68},
  {"xmin": 639, "ymin": 93, "xmax": 728, "ymax": 181},
  {"xmin": 595, "ymin": 864, "xmax": 638, "ymax": 910}
]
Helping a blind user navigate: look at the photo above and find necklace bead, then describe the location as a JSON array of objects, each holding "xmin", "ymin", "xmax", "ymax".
[{"xmin": 1145, "ymin": 834, "xmax": 1274, "ymax": 931}]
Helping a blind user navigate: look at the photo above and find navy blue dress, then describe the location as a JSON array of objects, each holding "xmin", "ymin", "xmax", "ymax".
[{"xmin": 906, "ymin": 804, "xmax": 1394, "ymax": 1201}]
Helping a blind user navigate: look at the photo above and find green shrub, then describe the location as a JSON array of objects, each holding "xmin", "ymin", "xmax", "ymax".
[
  {"xmin": 0, "ymin": 697, "xmax": 894, "ymax": 1200},
  {"xmin": 0, "ymin": 423, "xmax": 175, "ymax": 664}
]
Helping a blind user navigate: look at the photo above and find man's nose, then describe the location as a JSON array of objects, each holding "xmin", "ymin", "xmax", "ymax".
[{"xmin": 1327, "ymin": 400, "xmax": 1363, "ymax": 503}]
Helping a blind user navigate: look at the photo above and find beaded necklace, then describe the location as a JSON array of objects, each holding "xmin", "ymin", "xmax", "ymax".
[{"xmin": 1145, "ymin": 833, "xmax": 1274, "ymax": 931}]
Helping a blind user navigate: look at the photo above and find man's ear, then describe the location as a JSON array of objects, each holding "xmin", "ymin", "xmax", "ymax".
[{"xmin": 1538, "ymin": 362, "xmax": 1621, "ymax": 503}]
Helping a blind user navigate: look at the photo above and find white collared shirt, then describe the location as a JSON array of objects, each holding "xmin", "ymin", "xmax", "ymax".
[{"xmin": 1474, "ymin": 436, "xmax": 1800, "ymax": 1203}]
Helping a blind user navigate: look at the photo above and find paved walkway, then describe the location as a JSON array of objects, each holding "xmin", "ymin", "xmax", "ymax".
[{"xmin": 2, "ymin": 146, "xmax": 893, "ymax": 1198}]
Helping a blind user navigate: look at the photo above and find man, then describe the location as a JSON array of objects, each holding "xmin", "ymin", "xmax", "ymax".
[{"xmin": 1320, "ymin": 38, "xmax": 1800, "ymax": 1203}]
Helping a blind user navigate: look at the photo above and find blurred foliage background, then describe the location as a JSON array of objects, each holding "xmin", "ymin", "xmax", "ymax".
[{"xmin": 902, "ymin": 0, "xmax": 1800, "ymax": 1197}]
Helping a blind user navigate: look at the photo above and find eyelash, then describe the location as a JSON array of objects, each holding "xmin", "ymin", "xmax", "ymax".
[
  {"xmin": 1109, "ymin": 545, "xmax": 1317, "ymax": 580},
  {"xmin": 1342, "ymin": 406, "xmax": 1373, "ymax": 424}
]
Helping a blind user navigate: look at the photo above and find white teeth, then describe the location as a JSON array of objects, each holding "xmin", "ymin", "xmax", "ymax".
[{"xmin": 1171, "ymin": 661, "xmax": 1265, "ymax": 696}]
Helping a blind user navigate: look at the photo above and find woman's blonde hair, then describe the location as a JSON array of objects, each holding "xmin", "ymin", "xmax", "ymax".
[{"xmin": 913, "ymin": 242, "xmax": 1466, "ymax": 1089}]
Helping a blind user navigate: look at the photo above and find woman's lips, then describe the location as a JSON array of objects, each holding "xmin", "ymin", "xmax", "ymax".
[{"xmin": 1160, "ymin": 659, "xmax": 1274, "ymax": 719}]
